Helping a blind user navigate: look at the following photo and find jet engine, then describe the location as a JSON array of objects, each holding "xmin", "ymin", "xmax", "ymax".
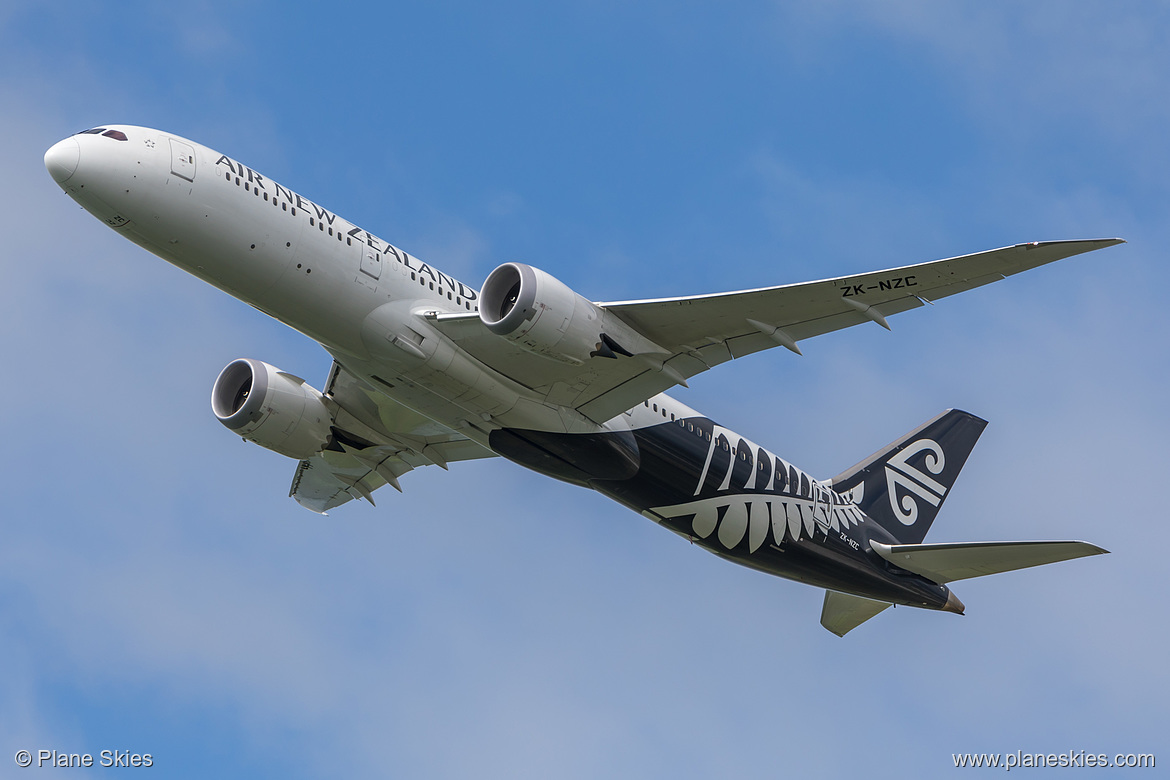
[
  {"xmin": 479, "ymin": 262, "xmax": 664, "ymax": 364},
  {"xmin": 211, "ymin": 358, "xmax": 333, "ymax": 460}
]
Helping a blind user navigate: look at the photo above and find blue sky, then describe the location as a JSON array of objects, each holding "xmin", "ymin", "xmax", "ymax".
[{"xmin": 2, "ymin": 1, "xmax": 1167, "ymax": 776}]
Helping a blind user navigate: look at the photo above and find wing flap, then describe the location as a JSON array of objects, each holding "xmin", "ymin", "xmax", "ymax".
[
  {"xmin": 290, "ymin": 446, "xmax": 414, "ymax": 513},
  {"xmin": 820, "ymin": 591, "xmax": 893, "ymax": 636},
  {"xmin": 870, "ymin": 540, "xmax": 1109, "ymax": 584}
]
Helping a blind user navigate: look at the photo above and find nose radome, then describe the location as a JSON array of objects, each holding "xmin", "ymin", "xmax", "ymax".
[{"xmin": 45, "ymin": 137, "xmax": 80, "ymax": 184}]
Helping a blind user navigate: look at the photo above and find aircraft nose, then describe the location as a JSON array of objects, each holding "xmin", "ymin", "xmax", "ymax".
[{"xmin": 45, "ymin": 136, "xmax": 80, "ymax": 184}]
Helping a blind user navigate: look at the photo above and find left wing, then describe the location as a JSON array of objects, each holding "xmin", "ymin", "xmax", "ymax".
[
  {"xmin": 290, "ymin": 362, "xmax": 495, "ymax": 513},
  {"xmin": 432, "ymin": 239, "xmax": 1123, "ymax": 423}
]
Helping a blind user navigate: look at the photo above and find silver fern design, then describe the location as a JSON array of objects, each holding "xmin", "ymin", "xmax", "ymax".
[
  {"xmin": 649, "ymin": 422, "xmax": 868, "ymax": 551},
  {"xmin": 649, "ymin": 492, "xmax": 867, "ymax": 552}
]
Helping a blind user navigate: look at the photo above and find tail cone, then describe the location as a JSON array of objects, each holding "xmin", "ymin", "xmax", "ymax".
[{"xmin": 942, "ymin": 589, "xmax": 965, "ymax": 615}]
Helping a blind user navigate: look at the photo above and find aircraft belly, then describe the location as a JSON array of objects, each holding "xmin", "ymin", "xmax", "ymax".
[
  {"xmin": 489, "ymin": 427, "xmax": 640, "ymax": 484},
  {"xmin": 493, "ymin": 416, "xmax": 954, "ymax": 608}
]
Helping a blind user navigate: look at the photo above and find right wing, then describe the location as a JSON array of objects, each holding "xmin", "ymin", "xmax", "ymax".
[{"xmin": 290, "ymin": 362, "xmax": 495, "ymax": 513}]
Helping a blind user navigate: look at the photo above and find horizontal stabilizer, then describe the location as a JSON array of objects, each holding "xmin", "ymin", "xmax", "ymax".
[
  {"xmin": 870, "ymin": 540, "xmax": 1108, "ymax": 584},
  {"xmin": 820, "ymin": 590, "xmax": 893, "ymax": 636}
]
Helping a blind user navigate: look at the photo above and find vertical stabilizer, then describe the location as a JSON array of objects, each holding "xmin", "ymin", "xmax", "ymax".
[{"xmin": 831, "ymin": 409, "xmax": 987, "ymax": 544}]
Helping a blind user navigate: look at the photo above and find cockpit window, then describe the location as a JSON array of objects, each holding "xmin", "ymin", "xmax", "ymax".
[{"xmin": 74, "ymin": 128, "xmax": 129, "ymax": 141}]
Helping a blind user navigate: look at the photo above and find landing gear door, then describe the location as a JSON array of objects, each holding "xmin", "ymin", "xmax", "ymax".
[{"xmin": 169, "ymin": 139, "xmax": 196, "ymax": 182}]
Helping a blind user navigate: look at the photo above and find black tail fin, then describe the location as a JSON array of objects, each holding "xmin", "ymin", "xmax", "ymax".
[{"xmin": 830, "ymin": 409, "xmax": 988, "ymax": 544}]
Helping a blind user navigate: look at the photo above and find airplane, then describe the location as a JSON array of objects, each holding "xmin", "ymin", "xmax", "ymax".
[{"xmin": 44, "ymin": 125, "xmax": 1122, "ymax": 635}]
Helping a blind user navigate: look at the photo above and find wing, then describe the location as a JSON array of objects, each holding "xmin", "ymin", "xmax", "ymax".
[
  {"xmin": 290, "ymin": 362, "xmax": 495, "ymax": 513},
  {"xmin": 432, "ymin": 238, "xmax": 1123, "ymax": 423}
]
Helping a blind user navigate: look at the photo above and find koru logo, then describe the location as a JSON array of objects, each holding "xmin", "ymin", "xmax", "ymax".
[{"xmin": 884, "ymin": 439, "xmax": 947, "ymax": 525}]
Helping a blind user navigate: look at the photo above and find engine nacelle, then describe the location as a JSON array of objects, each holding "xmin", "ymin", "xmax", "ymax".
[
  {"xmin": 211, "ymin": 358, "xmax": 333, "ymax": 460},
  {"xmin": 479, "ymin": 262, "xmax": 663, "ymax": 364}
]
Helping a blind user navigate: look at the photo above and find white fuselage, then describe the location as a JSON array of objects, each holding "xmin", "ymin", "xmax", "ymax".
[{"xmin": 47, "ymin": 126, "xmax": 691, "ymax": 446}]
